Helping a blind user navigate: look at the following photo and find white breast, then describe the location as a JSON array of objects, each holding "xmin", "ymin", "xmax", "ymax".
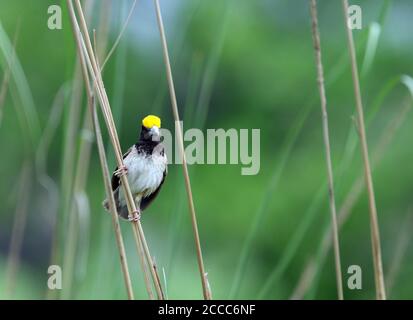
[{"xmin": 118, "ymin": 146, "xmax": 167, "ymax": 206}]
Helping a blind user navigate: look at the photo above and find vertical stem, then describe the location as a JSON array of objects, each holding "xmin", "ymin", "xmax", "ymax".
[
  {"xmin": 341, "ymin": 0, "xmax": 386, "ymax": 300},
  {"xmin": 291, "ymin": 96, "xmax": 412, "ymax": 299},
  {"xmin": 309, "ymin": 0, "xmax": 344, "ymax": 300},
  {"xmin": 153, "ymin": 0, "xmax": 211, "ymax": 300},
  {"xmin": 57, "ymin": 0, "xmax": 94, "ymax": 299},
  {"xmin": 66, "ymin": 0, "xmax": 136, "ymax": 300},
  {"xmin": 92, "ymin": 104, "xmax": 135, "ymax": 300},
  {"xmin": 68, "ymin": 0, "xmax": 164, "ymax": 299}
]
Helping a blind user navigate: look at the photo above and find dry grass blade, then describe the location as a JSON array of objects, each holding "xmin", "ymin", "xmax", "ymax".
[
  {"xmin": 66, "ymin": 1, "xmax": 141, "ymax": 300},
  {"xmin": 57, "ymin": 4, "xmax": 94, "ymax": 295},
  {"xmin": 290, "ymin": 258, "xmax": 317, "ymax": 300},
  {"xmin": 66, "ymin": 0, "xmax": 146, "ymax": 300},
  {"xmin": 153, "ymin": 0, "xmax": 212, "ymax": 300},
  {"xmin": 92, "ymin": 104, "xmax": 135, "ymax": 300},
  {"xmin": 309, "ymin": 0, "xmax": 343, "ymax": 300},
  {"xmin": 341, "ymin": 0, "xmax": 386, "ymax": 300},
  {"xmin": 68, "ymin": 0, "xmax": 164, "ymax": 299}
]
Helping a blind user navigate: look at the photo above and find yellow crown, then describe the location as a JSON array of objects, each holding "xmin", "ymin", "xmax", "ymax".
[{"xmin": 142, "ymin": 115, "xmax": 161, "ymax": 129}]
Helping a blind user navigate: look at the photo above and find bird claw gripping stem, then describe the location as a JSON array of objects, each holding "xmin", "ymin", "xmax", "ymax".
[
  {"xmin": 128, "ymin": 210, "xmax": 141, "ymax": 222},
  {"xmin": 114, "ymin": 165, "xmax": 128, "ymax": 177}
]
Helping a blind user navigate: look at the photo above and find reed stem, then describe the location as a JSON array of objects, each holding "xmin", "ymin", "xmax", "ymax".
[
  {"xmin": 153, "ymin": 0, "xmax": 211, "ymax": 299},
  {"xmin": 341, "ymin": 0, "xmax": 386, "ymax": 300},
  {"xmin": 68, "ymin": 0, "xmax": 164, "ymax": 299},
  {"xmin": 309, "ymin": 0, "xmax": 343, "ymax": 300}
]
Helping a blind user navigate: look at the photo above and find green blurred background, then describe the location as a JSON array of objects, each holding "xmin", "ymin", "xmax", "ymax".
[{"xmin": 0, "ymin": 0, "xmax": 412, "ymax": 299}]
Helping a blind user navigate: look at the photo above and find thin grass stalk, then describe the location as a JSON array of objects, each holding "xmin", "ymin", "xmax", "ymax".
[
  {"xmin": 96, "ymin": 0, "xmax": 111, "ymax": 61},
  {"xmin": 292, "ymin": 94, "xmax": 413, "ymax": 299},
  {"xmin": 57, "ymin": 10, "xmax": 93, "ymax": 300},
  {"xmin": 92, "ymin": 37, "xmax": 146, "ymax": 300},
  {"xmin": 257, "ymin": 5, "xmax": 390, "ymax": 299},
  {"xmin": 68, "ymin": 0, "xmax": 164, "ymax": 299},
  {"xmin": 66, "ymin": 3, "xmax": 139, "ymax": 300},
  {"xmin": 261, "ymin": 78, "xmax": 405, "ymax": 299},
  {"xmin": 341, "ymin": 0, "xmax": 386, "ymax": 300},
  {"xmin": 290, "ymin": 258, "xmax": 317, "ymax": 300},
  {"xmin": 94, "ymin": 3, "xmax": 130, "ymax": 296},
  {"xmin": 129, "ymin": 216, "xmax": 156, "ymax": 299},
  {"xmin": 233, "ymin": 20, "xmax": 366, "ymax": 297},
  {"xmin": 162, "ymin": 267, "xmax": 169, "ymax": 299},
  {"xmin": 166, "ymin": 10, "xmax": 227, "ymax": 277},
  {"xmin": 92, "ymin": 104, "xmax": 135, "ymax": 300},
  {"xmin": 163, "ymin": 3, "xmax": 224, "ymax": 276},
  {"xmin": 309, "ymin": 0, "xmax": 343, "ymax": 300},
  {"xmin": 4, "ymin": 162, "xmax": 31, "ymax": 298},
  {"xmin": 66, "ymin": 2, "xmax": 146, "ymax": 300},
  {"xmin": 94, "ymin": 25, "xmax": 156, "ymax": 302},
  {"xmin": 336, "ymin": 3, "xmax": 391, "ymax": 193},
  {"xmin": 303, "ymin": 95, "xmax": 412, "ymax": 299},
  {"xmin": 166, "ymin": 56, "xmax": 202, "ymax": 274},
  {"xmin": 61, "ymin": 1, "xmax": 112, "ymax": 298},
  {"xmin": 101, "ymin": 0, "xmax": 137, "ymax": 70},
  {"xmin": 153, "ymin": 0, "xmax": 211, "ymax": 300}
]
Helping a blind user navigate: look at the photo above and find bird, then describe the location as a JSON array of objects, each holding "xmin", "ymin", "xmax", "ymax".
[{"xmin": 103, "ymin": 115, "xmax": 167, "ymax": 221}]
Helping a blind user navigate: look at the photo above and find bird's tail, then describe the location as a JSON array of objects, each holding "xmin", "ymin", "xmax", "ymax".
[{"xmin": 102, "ymin": 195, "xmax": 129, "ymax": 220}]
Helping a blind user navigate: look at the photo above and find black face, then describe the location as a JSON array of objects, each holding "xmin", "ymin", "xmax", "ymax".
[{"xmin": 140, "ymin": 125, "xmax": 161, "ymax": 143}]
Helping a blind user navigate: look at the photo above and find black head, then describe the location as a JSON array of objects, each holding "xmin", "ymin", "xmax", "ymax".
[{"xmin": 139, "ymin": 125, "xmax": 161, "ymax": 143}]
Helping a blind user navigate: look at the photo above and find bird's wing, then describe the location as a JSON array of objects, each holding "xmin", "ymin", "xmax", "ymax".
[
  {"xmin": 140, "ymin": 168, "xmax": 167, "ymax": 211},
  {"xmin": 111, "ymin": 147, "xmax": 133, "ymax": 191}
]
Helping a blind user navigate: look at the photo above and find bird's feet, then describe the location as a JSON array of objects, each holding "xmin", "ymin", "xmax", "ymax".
[
  {"xmin": 128, "ymin": 210, "xmax": 141, "ymax": 222},
  {"xmin": 114, "ymin": 165, "xmax": 128, "ymax": 177}
]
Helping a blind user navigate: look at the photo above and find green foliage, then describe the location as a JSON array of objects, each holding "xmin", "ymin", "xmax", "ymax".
[{"xmin": 1, "ymin": 0, "xmax": 413, "ymax": 300}]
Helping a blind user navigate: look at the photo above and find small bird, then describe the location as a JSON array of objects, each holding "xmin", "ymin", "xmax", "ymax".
[{"xmin": 103, "ymin": 115, "xmax": 167, "ymax": 221}]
